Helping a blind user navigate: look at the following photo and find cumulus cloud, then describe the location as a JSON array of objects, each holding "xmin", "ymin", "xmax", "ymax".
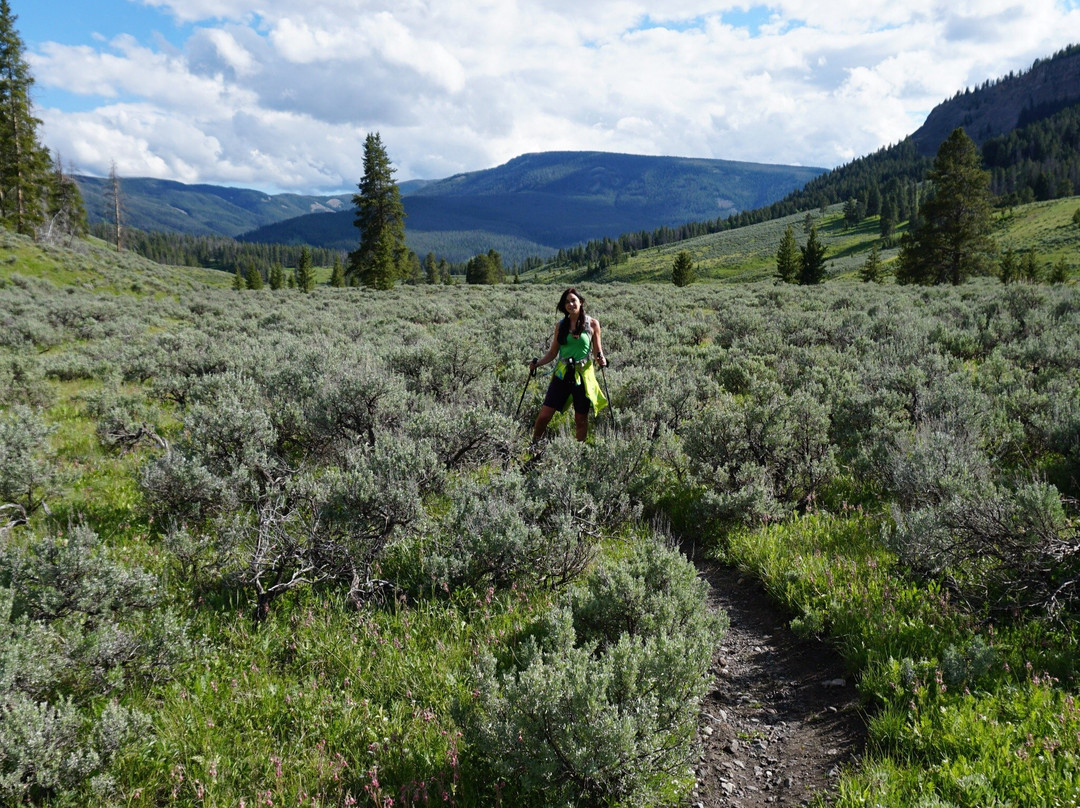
[{"xmin": 28, "ymin": 0, "xmax": 1080, "ymax": 193}]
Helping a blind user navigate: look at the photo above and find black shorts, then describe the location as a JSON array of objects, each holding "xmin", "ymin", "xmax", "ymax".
[{"xmin": 543, "ymin": 372, "xmax": 591, "ymax": 414}]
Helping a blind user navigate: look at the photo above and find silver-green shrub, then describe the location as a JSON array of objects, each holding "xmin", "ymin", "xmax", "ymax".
[
  {"xmin": 0, "ymin": 525, "xmax": 182, "ymax": 804},
  {"xmin": 890, "ymin": 477, "xmax": 1079, "ymax": 616},
  {"xmin": 0, "ymin": 691, "xmax": 149, "ymax": 805},
  {"xmin": 0, "ymin": 405, "xmax": 56, "ymax": 519},
  {"xmin": 471, "ymin": 539, "xmax": 725, "ymax": 806},
  {"xmin": 422, "ymin": 470, "xmax": 543, "ymax": 591},
  {"xmin": 684, "ymin": 381, "xmax": 836, "ymax": 524}
]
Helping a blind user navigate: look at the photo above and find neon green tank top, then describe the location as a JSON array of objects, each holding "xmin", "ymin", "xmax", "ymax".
[{"xmin": 558, "ymin": 316, "xmax": 592, "ymax": 362}]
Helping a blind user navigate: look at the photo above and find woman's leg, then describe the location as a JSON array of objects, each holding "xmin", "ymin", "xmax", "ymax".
[
  {"xmin": 532, "ymin": 405, "xmax": 557, "ymax": 442},
  {"xmin": 574, "ymin": 410, "xmax": 589, "ymax": 441}
]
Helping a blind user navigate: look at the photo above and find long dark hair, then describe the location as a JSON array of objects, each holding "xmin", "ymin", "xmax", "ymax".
[{"xmin": 556, "ymin": 287, "xmax": 587, "ymax": 343}]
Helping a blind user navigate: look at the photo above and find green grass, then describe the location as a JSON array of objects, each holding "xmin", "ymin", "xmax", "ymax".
[
  {"xmin": 118, "ymin": 587, "xmax": 549, "ymax": 807},
  {"xmin": 994, "ymin": 197, "xmax": 1080, "ymax": 272},
  {"xmin": 540, "ymin": 195, "xmax": 1080, "ymax": 285},
  {"xmin": 543, "ymin": 204, "xmax": 903, "ymax": 284},
  {"xmin": 0, "ymin": 230, "xmax": 230, "ymax": 294},
  {"xmin": 716, "ymin": 511, "xmax": 1080, "ymax": 808}
]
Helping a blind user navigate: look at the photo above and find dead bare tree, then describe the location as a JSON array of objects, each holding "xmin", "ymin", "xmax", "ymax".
[{"xmin": 106, "ymin": 160, "xmax": 124, "ymax": 251}]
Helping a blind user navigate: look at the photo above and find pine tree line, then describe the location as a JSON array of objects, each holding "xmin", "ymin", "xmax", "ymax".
[
  {"xmin": 91, "ymin": 224, "xmax": 344, "ymax": 276},
  {"xmin": 983, "ymin": 103, "xmax": 1080, "ymax": 204},
  {"xmin": 0, "ymin": 0, "xmax": 86, "ymax": 242}
]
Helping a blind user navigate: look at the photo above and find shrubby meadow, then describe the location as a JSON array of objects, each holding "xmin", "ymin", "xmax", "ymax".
[{"xmin": 2, "ymin": 230, "xmax": 1080, "ymax": 806}]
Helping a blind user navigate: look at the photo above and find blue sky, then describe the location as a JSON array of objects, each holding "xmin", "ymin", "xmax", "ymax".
[{"xmin": 19, "ymin": 0, "xmax": 1080, "ymax": 194}]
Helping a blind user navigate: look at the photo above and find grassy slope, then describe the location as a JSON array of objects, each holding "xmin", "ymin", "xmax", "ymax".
[
  {"xmin": 0, "ymin": 229, "xmax": 230, "ymax": 293},
  {"xmin": 547, "ymin": 196, "xmax": 1080, "ymax": 284}
]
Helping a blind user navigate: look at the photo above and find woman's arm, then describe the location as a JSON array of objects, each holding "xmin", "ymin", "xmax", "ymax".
[
  {"xmin": 591, "ymin": 318, "xmax": 607, "ymax": 367},
  {"xmin": 529, "ymin": 325, "xmax": 560, "ymax": 370}
]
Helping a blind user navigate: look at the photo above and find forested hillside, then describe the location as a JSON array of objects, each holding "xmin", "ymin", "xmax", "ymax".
[
  {"xmin": 549, "ymin": 46, "xmax": 1080, "ymax": 272},
  {"xmin": 912, "ymin": 44, "xmax": 1080, "ymax": 155},
  {"xmin": 75, "ymin": 175, "xmax": 352, "ymax": 238}
]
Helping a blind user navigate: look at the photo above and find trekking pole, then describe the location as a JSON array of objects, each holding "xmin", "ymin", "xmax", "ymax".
[
  {"xmin": 514, "ymin": 359, "xmax": 537, "ymax": 420},
  {"xmin": 599, "ymin": 361, "xmax": 615, "ymax": 428}
]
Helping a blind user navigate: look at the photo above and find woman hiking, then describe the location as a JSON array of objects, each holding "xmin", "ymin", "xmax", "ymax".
[{"xmin": 527, "ymin": 287, "xmax": 608, "ymax": 443}]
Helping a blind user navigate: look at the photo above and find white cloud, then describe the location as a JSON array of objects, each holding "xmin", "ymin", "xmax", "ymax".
[{"xmin": 28, "ymin": 0, "xmax": 1080, "ymax": 193}]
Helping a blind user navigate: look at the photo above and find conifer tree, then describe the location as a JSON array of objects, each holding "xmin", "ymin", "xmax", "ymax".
[
  {"xmin": 798, "ymin": 225, "xmax": 827, "ymax": 285},
  {"xmin": 776, "ymin": 224, "xmax": 799, "ymax": 283},
  {"xmin": 404, "ymin": 250, "xmax": 422, "ymax": 284},
  {"xmin": 0, "ymin": 0, "xmax": 55, "ymax": 236},
  {"xmin": 268, "ymin": 261, "xmax": 284, "ymax": 290},
  {"xmin": 843, "ymin": 197, "xmax": 861, "ymax": 228},
  {"xmin": 232, "ymin": 266, "xmax": 245, "ymax": 290},
  {"xmin": 859, "ymin": 243, "xmax": 883, "ymax": 282},
  {"xmin": 295, "ymin": 246, "xmax": 315, "ymax": 292},
  {"xmin": 896, "ymin": 128, "xmax": 996, "ymax": 285},
  {"xmin": 866, "ymin": 182, "xmax": 881, "ymax": 217},
  {"xmin": 329, "ymin": 256, "xmax": 345, "ymax": 287},
  {"xmin": 1050, "ymin": 257, "xmax": 1069, "ymax": 284},
  {"xmin": 879, "ymin": 197, "xmax": 897, "ymax": 238},
  {"xmin": 245, "ymin": 260, "xmax": 264, "ymax": 290},
  {"xmin": 1021, "ymin": 250, "xmax": 1041, "ymax": 283},
  {"xmin": 999, "ymin": 247, "xmax": 1018, "ymax": 285},
  {"xmin": 424, "ymin": 252, "xmax": 438, "ymax": 284},
  {"xmin": 671, "ymin": 250, "xmax": 695, "ymax": 286},
  {"xmin": 348, "ymin": 132, "xmax": 407, "ymax": 290}
]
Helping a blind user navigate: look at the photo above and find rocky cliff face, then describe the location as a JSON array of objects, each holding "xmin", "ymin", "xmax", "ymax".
[{"xmin": 912, "ymin": 46, "xmax": 1080, "ymax": 155}]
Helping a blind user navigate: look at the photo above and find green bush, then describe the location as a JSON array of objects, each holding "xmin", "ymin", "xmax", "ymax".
[
  {"xmin": 470, "ymin": 539, "xmax": 724, "ymax": 806},
  {"xmin": 684, "ymin": 382, "xmax": 837, "ymax": 524},
  {"xmin": 0, "ymin": 405, "xmax": 57, "ymax": 519}
]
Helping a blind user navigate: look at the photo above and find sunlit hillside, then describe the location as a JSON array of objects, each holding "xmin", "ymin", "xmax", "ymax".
[{"xmin": 541, "ymin": 196, "xmax": 1080, "ymax": 284}]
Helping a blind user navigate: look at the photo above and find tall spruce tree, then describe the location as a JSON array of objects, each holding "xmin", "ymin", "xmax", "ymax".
[
  {"xmin": 798, "ymin": 225, "xmax": 827, "ymax": 285},
  {"xmin": 671, "ymin": 249, "xmax": 695, "ymax": 286},
  {"xmin": 244, "ymin": 259, "xmax": 264, "ymax": 290},
  {"xmin": 859, "ymin": 243, "xmax": 884, "ymax": 282},
  {"xmin": 348, "ymin": 132, "xmax": 407, "ymax": 290},
  {"xmin": 268, "ymin": 261, "xmax": 285, "ymax": 290},
  {"xmin": 896, "ymin": 128, "xmax": 996, "ymax": 285},
  {"xmin": 0, "ymin": 0, "xmax": 54, "ymax": 236},
  {"xmin": 775, "ymin": 224, "xmax": 800, "ymax": 283},
  {"xmin": 295, "ymin": 245, "xmax": 315, "ymax": 292},
  {"xmin": 329, "ymin": 256, "xmax": 345, "ymax": 287}
]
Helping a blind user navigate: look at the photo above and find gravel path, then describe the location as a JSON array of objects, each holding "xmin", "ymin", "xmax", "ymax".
[{"xmin": 688, "ymin": 554, "xmax": 867, "ymax": 807}]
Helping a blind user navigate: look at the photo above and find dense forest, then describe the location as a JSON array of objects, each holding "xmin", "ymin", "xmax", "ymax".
[{"xmin": 90, "ymin": 224, "xmax": 345, "ymax": 276}]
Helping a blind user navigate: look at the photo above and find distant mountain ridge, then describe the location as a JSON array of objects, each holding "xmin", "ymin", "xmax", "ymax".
[
  {"xmin": 74, "ymin": 153, "xmax": 825, "ymax": 262},
  {"xmin": 239, "ymin": 152, "xmax": 827, "ymax": 261},
  {"xmin": 912, "ymin": 44, "xmax": 1080, "ymax": 155},
  {"xmin": 75, "ymin": 175, "xmax": 353, "ymax": 238},
  {"xmin": 75, "ymin": 46, "xmax": 1080, "ymax": 266}
]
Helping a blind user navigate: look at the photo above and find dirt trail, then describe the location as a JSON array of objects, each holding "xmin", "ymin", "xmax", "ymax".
[{"xmin": 688, "ymin": 552, "xmax": 867, "ymax": 807}]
